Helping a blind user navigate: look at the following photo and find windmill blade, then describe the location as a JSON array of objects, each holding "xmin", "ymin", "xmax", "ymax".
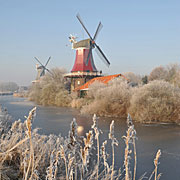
[
  {"xmin": 76, "ymin": 13, "xmax": 93, "ymax": 40},
  {"xmin": 85, "ymin": 45, "xmax": 93, "ymax": 65},
  {"xmin": 40, "ymin": 68, "xmax": 45, "ymax": 77},
  {"xmin": 34, "ymin": 57, "xmax": 44, "ymax": 67},
  {"xmin": 93, "ymin": 22, "xmax": 103, "ymax": 41},
  {"xmin": 95, "ymin": 44, "xmax": 110, "ymax": 67},
  {"xmin": 45, "ymin": 68, "xmax": 53, "ymax": 75},
  {"xmin": 45, "ymin": 56, "xmax": 51, "ymax": 67}
]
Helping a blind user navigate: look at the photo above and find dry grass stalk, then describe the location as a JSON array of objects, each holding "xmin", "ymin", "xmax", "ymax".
[
  {"xmin": 82, "ymin": 130, "xmax": 93, "ymax": 166},
  {"xmin": 154, "ymin": 150, "xmax": 161, "ymax": 180},
  {"xmin": 91, "ymin": 114, "xmax": 100, "ymax": 179},
  {"xmin": 127, "ymin": 114, "xmax": 137, "ymax": 180},
  {"xmin": 68, "ymin": 118, "xmax": 78, "ymax": 180},
  {"xmin": 100, "ymin": 140, "xmax": 109, "ymax": 175},
  {"xmin": 24, "ymin": 107, "xmax": 36, "ymax": 180},
  {"xmin": 60, "ymin": 145, "xmax": 68, "ymax": 180},
  {"xmin": 124, "ymin": 127, "xmax": 131, "ymax": 180},
  {"xmin": 123, "ymin": 114, "xmax": 137, "ymax": 180},
  {"xmin": 132, "ymin": 137, "xmax": 136, "ymax": 180},
  {"xmin": 67, "ymin": 155, "xmax": 74, "ymax": 180},
  {"xmin": 68, "ymin": 118, "xmax": 78, "ymax": 149},
  {"xmin": 46, "ymin": 150, "xmax": 60, "ymax": 180},
  {"xmin": 80, "ymin": 130, "xmax": 93, "ymax": 179},
  {"xmin": 46, "ymin": 150, "xmax": 55, "ymax": 180},
  {"xmin": 0, "ymin": 137, "xmax": 29, "ymax": 155},
  {"xmin": 148, "ymin": 149, "xmax": 161, "ymax": 180},
  {"xmin": 109, "ymin": 120, "xmax": 118, "ymax": 180},
  {"xmin": 60, "ymin": 145, "xmax": 75, "ymax": 180}
]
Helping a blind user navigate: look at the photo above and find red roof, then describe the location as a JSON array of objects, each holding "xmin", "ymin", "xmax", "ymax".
[{"xmin": 75, "ymin": 73, "xmax": 128, "ymax": 91}]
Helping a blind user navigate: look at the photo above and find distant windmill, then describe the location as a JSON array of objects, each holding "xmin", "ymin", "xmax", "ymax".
[{"xmin": 34, "ymin": 57, "xmax": 52, "ymax": 80}]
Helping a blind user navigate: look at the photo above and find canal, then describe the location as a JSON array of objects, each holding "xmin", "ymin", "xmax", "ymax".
[{"xmin": 0, "ymin": 95, "xmax": 180, "ymax": 179}]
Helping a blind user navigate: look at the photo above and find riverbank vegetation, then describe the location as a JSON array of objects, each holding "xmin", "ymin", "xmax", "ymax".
[
  {"xmin": 28, "ymin": 63, "xmax": 180, "ymax": 124},
  {"xmin": 28, "ymin": 68, "xmax": 71, "ymax": 106},
  {"xmin": 129, "ymin": 80, "xmax": 180, "ymax": 123},
  {"xmin": 0, "ymin": 107, "xmax": 161, "ymax": 179},
  {"xmin": 80, "ymin": 79, "xmax": 132, "ymax": 118}
]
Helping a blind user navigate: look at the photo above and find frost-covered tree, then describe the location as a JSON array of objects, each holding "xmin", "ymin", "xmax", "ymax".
[
  {"xmin": 148, "ymin": 63, "xmax": 180, "ymax": 85},
  {"xmin": 28, "ymin": 68, "xmax": 71, "ymax": 106},
  {"xmin": 123, "ymin": 72, "xmax": 142, "ymax": 85},
  {"xmin": 129, "ymin": 80, "xmax": 180, "ymax": 123},
  {"xmin": 148, "ymin": 66, "xmax": 167, "ymax": 81}
]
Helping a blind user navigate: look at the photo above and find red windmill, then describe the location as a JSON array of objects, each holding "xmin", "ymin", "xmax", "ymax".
[{"xmin": 65, "ymin": 14, "xmax": 110, "ymax": 91}]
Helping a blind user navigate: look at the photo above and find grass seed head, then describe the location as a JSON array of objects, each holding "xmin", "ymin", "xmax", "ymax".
[
  {"xmin": 154, "ymin": 149, "xmax": 161, "ymax": 167},
  {"xmin": 26, "ymin": 107, "xmax": 36, "ymax": 137}
]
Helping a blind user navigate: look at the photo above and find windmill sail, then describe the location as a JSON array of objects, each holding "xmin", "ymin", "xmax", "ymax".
[
  {"xmin": 34, "ymin": 57, "xmax": 52, "ymax": 80},
  {"xmin": 76, "ymin": 14, "xmax": 110, "ymax": 67}
]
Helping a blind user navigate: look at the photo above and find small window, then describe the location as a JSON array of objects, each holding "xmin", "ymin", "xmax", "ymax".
[{"xmin": 77, "ymin": 81, "xmax": 80, "ymax": 85}]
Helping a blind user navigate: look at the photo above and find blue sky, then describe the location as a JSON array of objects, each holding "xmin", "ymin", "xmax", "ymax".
[{"xmin": 0, "ymin": 0, "xmax": 180, "ymax": 85}]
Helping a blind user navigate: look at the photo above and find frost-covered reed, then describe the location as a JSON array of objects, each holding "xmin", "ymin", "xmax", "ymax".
[
  {"xmin": 123, "ymin": 114, "xmax": 137, "ymax": 180},
  {"xmin": 109, "ymin": 120, "xmax": 119, "ymax": 180},
  {"xmin": 0, "ymin": 107, "xmax": 162, "ymax": 180}
]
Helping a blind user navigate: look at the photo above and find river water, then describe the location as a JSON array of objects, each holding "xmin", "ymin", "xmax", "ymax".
[{"xmin": 0, "ymin": 96, "xmax": 180, "ymax": 179}]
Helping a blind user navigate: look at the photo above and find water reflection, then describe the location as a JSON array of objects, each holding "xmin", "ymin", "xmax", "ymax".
[
  {"xmin": 77, "ymin": 126, "xmax": 84, "ymax": 135},
  {"xmin": 0, "ymin": 96, "xmax": 180, "ymax": 180}
]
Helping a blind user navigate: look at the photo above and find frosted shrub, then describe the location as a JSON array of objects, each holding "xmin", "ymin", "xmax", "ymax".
[
  {"xmin": 0, "ymin": 105, "xmax": 12, "ymax": 137},
  {"xmin": 28, "ymin": 83, "xmax": 42, "ymax": 103},
  {"xmin": 81, "ymin": 79, "xmax": 132, "ymax": 117},
  {"xmin": 55, "ymin": 90, "xmax": 71, "ymax": 107},
  {"xmin": 87, "ymin": 81, "xmax": 106, "ymax": 99},
  {"xmin": 172, "ymin": 70, "xmax": 180, "ymax": 87},
  {"xmin": 129, "ymin": 80, "xmax": 180, "ymax": 123},
  {"xmin": 123, "ymin": 72, "xmax": 142, "ymax": 85},
  {"xmin": 71, "ymin": 82, "xmax": 106, "ymax": 110},
  {"xmin": 40, "ymin": 82, "xmax": 57, "ymax": 105},
  {"xmin": 28, "ymin": 68, "xmax": 72, "ymax": 107},
  {"xmin": 148, "ymin": 66, "xmax": 168, "ymax": 82},
  {"xmin": 71, "ymin": 98, "xmax": 87, "ymax": 109}
]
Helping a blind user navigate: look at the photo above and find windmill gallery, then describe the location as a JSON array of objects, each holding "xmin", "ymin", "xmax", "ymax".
[{"xmin": 32, "ymin": 14, "xmax": 127, "ymax": 93}]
